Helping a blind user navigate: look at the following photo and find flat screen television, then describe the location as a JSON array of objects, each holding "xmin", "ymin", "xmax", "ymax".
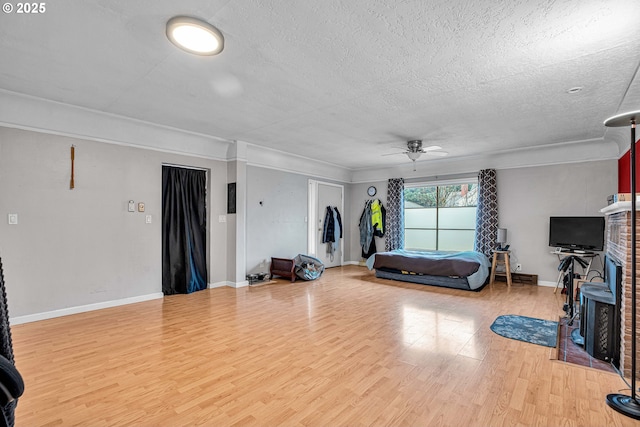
[{"xmin": 549, "ymin": 216, "xmax": 605, "ymax": 252}]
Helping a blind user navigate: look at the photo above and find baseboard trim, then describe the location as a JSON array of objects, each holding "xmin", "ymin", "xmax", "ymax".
[
  {"xmin": 230, "ymin": 280, "xmax": 249, "ymax": 288},
  {"xmin": 209, "ymin": 280, "xmax": 249, "ymax": 288},
  {"xmin": 10, "ymin": 292, "xmax": 164, "ymax": 325},
  {"xmin": 538, "ymin": 280, "xmax": 556, "ymax": 288},
  {"xmin": 209, "ymin": 281, "xmax": 232, "ymax": 289}
]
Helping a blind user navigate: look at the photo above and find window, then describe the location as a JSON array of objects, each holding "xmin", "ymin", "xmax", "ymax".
[{"xmin": 404, "ymin": 180, "xmax": 478, "ymax": 251}]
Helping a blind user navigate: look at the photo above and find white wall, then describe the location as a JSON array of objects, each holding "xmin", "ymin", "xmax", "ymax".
[{"xmin": 0, "ymin": 127, "xmax": 228, "ymax": 318}]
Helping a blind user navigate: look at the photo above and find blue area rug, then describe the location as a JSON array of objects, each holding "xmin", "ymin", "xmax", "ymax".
[{"xmin": 490, "ymin": 315, "xmax": 558, "ymax": 347}]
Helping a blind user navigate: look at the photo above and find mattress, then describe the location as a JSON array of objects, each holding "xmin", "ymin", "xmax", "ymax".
[
  {"xmin": 366, "ymin": 249, "xmax": 490, "ymax": 290},
  {"xmin": 374, "ymin": 269, "xmax": 474, "ymax": 290}
]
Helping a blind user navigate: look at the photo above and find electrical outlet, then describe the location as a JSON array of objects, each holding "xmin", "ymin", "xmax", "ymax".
[{"xmin": 516, "ymin": 263, "xmax": 522, "ymax": 272}]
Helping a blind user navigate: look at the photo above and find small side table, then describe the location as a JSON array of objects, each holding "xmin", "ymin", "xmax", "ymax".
[{"xmin": 490, "ymin": 250, "xmax": 512, "ymax": 287}]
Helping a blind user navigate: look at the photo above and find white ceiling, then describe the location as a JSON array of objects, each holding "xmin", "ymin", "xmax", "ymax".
[{"xmin": 1, "ymin": 0, "xmax": 639, "ymax": 171}]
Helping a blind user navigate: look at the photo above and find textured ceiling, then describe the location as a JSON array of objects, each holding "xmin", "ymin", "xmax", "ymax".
[{"xmin": 0, "ymin": 0, "xmax": 639, "ymax": 170}]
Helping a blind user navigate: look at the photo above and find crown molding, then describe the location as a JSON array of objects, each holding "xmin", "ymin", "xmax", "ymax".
[
  {"xmin": 0, "ymin": 89, "xmax": 231, "ymax": 160},
  {"xmin": 0, "ymin": 88, "xmax": 621, "ymax": 185},
  {"xmin": 351, "ymin": 137, "xmax": 619, "ymax": 183}
]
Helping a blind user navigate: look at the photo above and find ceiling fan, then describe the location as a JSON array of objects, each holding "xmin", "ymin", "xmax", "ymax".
[{"xmin": 383, "ymin": 140, "xmax": 448, "ymax": 170}]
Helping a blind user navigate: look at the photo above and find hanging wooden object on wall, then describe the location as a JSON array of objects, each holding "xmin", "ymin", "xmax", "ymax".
[{"xmin": 70, "ymin": 145, "xmax": 75, "ymax": 190}]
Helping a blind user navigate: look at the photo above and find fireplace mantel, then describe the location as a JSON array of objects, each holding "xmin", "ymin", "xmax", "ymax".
[{"xmin": 601, "ymin": 200, "xmax": 640, "ymax": 215}]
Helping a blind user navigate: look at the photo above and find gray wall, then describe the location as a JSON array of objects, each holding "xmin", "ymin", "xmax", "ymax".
[
  {"xmin": 0, "ymin": 127, "xmax": 228, "ymax": 317},
  {"xmin": 498, "ymin": 160, "xmax": 616, "ymax": 283},
  {"xmin": 245, "ymin": 166, "xmax": 353, "ymax": 274},
  {"xmin": 245, "ymin": 166, "xmax": 308, "ymax": 274},
  {"xmin": 0, "ymin": 124, "xmax": 618, "ymax": 320},
  {"xmin": 348, "ymin": 181, "xmax": 388, "ymax": 263},
  {"xmin": 347, "ymin": 160, "xmax": 617, "ymax": 282}
]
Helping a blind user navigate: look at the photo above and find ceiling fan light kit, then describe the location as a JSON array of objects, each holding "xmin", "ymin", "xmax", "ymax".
[
  {"xmin": 383, "ymin": 139, "xmax": 448, "ymax": 169},
  {"xmin": 166, "ymin": 16, "xmax": 224, "ymax": 56}
]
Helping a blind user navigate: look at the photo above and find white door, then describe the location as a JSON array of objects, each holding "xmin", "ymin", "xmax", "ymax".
[{"xmin": 309, "ymin": 181, "xmax": 343, "ymax": 268}]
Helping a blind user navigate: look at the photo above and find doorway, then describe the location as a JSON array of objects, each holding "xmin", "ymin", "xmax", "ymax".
[
  {"xmin": 308, "ymin": 180, "xmax": 344, "ymax": 268},
  {"xmin": 162, "ymin": 165, "xmax": 208, "ymax": 294}
]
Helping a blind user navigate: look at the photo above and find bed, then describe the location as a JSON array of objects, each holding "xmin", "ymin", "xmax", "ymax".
[{"xmin": 365, "ymin": 249, "xmax": 490, "ymax": 291}]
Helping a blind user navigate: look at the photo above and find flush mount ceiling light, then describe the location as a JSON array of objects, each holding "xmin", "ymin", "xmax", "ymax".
[
  {"xmin": 566, "ymin": 86, "xmax": 583, "ymax": 94},
  {"xmin": 166, "ymin": 16, "xmax": 224, "ymax": 56}
]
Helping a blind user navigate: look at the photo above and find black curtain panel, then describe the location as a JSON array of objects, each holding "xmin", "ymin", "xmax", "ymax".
[
  {"xmin": 162, "ymin": 166, "xmax": 208, "ymax": 295},
  {"xmin": 0, "ymin": 259, "xmax": 17, "ymax": 427}
]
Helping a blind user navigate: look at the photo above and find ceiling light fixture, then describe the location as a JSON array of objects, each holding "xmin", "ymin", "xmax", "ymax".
[
  {"xmin": 166, "ymin": 16, "xmax": 224, "ymax": 56},
  {"xmin": 406, "ymin": 151, "xmax": 421, "ymax": 171},
  {"xmin": 566, "ymin": 87, "xmax": 583, "ymax": 94}
]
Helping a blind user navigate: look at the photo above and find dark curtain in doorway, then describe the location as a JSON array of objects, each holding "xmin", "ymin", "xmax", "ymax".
[{"xmin": 162, "ymin": 166, "xmax": 208, "ymax": 294}]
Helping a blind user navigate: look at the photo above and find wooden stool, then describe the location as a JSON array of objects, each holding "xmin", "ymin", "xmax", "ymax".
[
  {"xmin": 270, "ymin": 257, "xmax": 296, "ymax": 282},
  {"xmin": 490, "ymin": 250, "xmax": 512, "ymax": 287}
]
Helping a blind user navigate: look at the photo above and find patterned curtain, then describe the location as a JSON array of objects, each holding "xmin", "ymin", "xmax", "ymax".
[
  {"xmin": 385, "ymin": 178, "xmax": 405, "ymax": 251},
  {"xmin": 474, "ymin": 169, "xmax": 498, "ymax": 256}
]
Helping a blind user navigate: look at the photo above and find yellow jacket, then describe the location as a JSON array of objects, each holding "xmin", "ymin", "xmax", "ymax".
[{"xmin": 371, "ymin": 199, "xmax": 384, "ymax": 235}]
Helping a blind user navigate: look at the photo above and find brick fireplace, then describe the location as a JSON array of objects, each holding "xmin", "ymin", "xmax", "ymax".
[{"xmin": 603, "ymin": 207, "xmax": 640, "ymax": 380}]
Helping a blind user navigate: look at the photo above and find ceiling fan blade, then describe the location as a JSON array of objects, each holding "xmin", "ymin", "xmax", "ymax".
[
  {"xmin": 381, "ymin": 152, "xmax": 406, "ymax": 156},
  {"xmin": 424, "ymin": 151, "xmax": 448, "ymax": 157},
  {"xmin": 422, "ymin": 145, "xmax": 442, "ymax": 152}
]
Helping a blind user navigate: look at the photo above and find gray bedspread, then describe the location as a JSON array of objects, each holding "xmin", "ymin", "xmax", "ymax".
[{"xmin": 366, "ymin": 249, "xmax": 490, "ymax": 290}]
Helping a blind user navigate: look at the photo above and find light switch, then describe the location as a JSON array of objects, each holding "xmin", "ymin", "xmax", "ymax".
[
  {"xmin": 219, "ymin": 215, "xmax": 226, "ymax": 223},
  {"xmin": 128, "ymin": 200, "xmax": 135, "ymax": 212},
  {"xmin": 7, "ymin": 214, "xmax": 18, "ymax": 225},
  {"xmin": 145, "ymin": 215, "xmax": 152, "ymax": 224}
]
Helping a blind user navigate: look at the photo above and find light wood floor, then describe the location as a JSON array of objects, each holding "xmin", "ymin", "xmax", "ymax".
[{"xmin": 11, "ymin": 266, "xmax": 637, "ymax": 426}]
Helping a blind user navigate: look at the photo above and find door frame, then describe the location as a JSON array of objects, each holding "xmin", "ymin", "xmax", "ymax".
[{"xmin": 307, "ymin": 179, "xmax": 344, "ymax": 265}]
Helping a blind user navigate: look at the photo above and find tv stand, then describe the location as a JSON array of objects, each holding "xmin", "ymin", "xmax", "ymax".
[{"xmin": 552, "ymin": 250, "xmax": 599, "ymax": 294}]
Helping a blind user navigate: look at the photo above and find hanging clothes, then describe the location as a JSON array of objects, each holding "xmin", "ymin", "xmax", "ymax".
[
  {"xmin": 371, "ymin": 199, "xmax": 386, "ymax": 237},
  {"xmin": 362, "ymin": 236, "xmax": 377, "ymax": 258},
  {"xmin": 360, "ymin": 199, "xmax": 387, "ymax": 258},
  {"xmin": 322, "ymin": 206, "xmax": 342, "ymax": 261},
  {"xmin": 359, "ymin": 200, "xmax": 374, "ymax": 257}
]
